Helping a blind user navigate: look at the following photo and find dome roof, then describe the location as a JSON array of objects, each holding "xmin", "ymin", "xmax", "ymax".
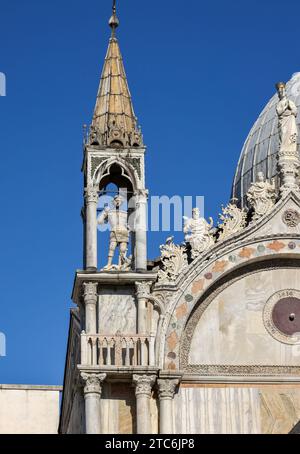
[{"xmin": 232, "ymin": 72, "xmax": 300, "ymax": 207}]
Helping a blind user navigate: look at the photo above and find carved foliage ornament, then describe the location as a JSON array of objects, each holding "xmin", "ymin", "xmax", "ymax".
[
  {"xmin": 84, "ymin": 185, "xmax": 99, "ymax": 204},
  {"xmin": 135, "ymin": 281, "xmax": 152, "ymax": 298},
  {"xmin": 217, "ymin": 201, "xmax": 247, "ymax": 241},
  {"xmin": 80, "ymin": 373, "xmax": 106, "ymax": 395},
  {"xmin": 157, "ymin": 379, "xmax": 179, "ymax": 400},
  {"xmin": 133, "ymin": 375, "xmax": 156, "ymax": 397},
  {"xmin": 158, "ymin": 237, "xmax": 188, "ymax": 283}
]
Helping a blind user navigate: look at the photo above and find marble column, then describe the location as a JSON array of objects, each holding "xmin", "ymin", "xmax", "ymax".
[
  {"xmin": 135, "ymin": 281, "xmax": 151, "ymax": 334},
  {"xmin": 83, "ymin": 282, "xmax": 98, "ymax": 334},
  {"xmin": 81, "ymin": 373, "xmax": 106, "ymax": 434},
  {"xmin": 133, "ymin": 374, "xmax": 156, "ymax": 434},
  {"xmin": 84, "ymin": 185, "xmax": 99, "ymax": 271},
  {"xmin": 134, "ymin": 189, "xmax": 148, "ymax": 271},
  {"xmin": 157, "ymin": 379, "xmax": 179, "ymax": 434}
]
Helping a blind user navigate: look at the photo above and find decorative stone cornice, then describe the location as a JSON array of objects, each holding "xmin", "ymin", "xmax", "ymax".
[
  {"xmin": 157, "ymin": 379, "xmax": 179, "ymax": 400},
  {"xmin": 83, "ymin": 282, "xmax": 98, "ymax": 303},
  {"xmin": 84, "ymin": 185, "xmax": 99, "ymax": 204},
  {"xmin": 135, "ymin": 281, "xmax": 152, "ymax": 299},
  {"xmin": 80, "ymin": 373, "xmax": 106, "ymax": 395},
  {"xmin": 133, "ymin": 374, "xmax": 156, "ymax": 398}
]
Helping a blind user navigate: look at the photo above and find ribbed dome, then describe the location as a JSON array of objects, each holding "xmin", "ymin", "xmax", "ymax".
[{"xmin": 232, "ymin": 72, "xmax": 300, "ymax": 207}]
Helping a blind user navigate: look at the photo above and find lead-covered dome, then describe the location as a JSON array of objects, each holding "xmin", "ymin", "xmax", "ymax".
[{"xmin": 232, "ymin": 72, "xmax": 300, "ymax": 207}]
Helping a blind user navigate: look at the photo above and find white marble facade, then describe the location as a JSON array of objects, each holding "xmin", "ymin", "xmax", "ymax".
[{"xmin": 189, "ymin": 268, "xmax": 300, "ymax": 366}]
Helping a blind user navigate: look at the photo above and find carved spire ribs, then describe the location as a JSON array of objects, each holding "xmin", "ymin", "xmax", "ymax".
[{"xmin": 87, "ymin": 9, "xmax": 143, "ymax": 149}]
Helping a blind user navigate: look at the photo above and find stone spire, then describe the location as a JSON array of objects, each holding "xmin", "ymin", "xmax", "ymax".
[{"xmin": 89, "ymin": 1, "xmax": 143, "ymax": 148}]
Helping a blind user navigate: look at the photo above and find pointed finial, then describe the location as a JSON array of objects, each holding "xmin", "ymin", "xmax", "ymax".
[{"xmin": 109, "ymin": 0, "xmax": 119, "ymax": 36}]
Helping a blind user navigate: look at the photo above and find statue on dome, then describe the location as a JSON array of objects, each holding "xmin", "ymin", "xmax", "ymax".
[
  {"xmin": 247, "ymin": 171, "xmax": 276, "ymax": 221},
  {"xmin": 183, "ymin": 208, "xmax": 215, "ymax": 259},
  {"xmin": 276, "ymin": 82, "xmax": 298, "ymax": 153},
  {"xmin": 98, "ymin": 195, "xmax": 131, "ymax": 271}
]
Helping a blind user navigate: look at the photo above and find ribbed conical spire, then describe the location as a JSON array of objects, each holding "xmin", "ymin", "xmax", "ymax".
[{"xmin": 89, "ymin": 2, "xmax": 143, "ymax": 148}]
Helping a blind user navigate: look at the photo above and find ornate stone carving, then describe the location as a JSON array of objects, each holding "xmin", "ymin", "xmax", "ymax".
[
  {"xmin": 185, "ymin": 364, "xmax": 300, "ymax": 376},
  {"xmin": 246, "ymin": 172, "xmax": 276, "ymax": 221},
  {"xmin": 217, "ymin": 200, "xmax": 247, "ymax": 241},
  {"xmin": 157, "ymin": 379, "xmax": 179, "ymax": 400},
  {"xmin": 276, "ymin": 82, "xmax": 300, "ymax": 195},
  {"xmin": 128, "ymin": 158, "xmax": 142, "ymax": 180},
  {"xmin": 276, "ymin": 82, "xmax": 298, "ymax": 154},
  {"xmin": 282, "ymin": 209, "xmax": 300, "ymax": 227},
  {"xmin": 98, "ymin": 195, "xmax": 132, "ymax": 271},
  {"xmin": 133, "ymin": 375, "xmax": 156, "ymax": 397},
  {"xmin": 80, "ymin": 373, "xmax": 106, "ymax": 395},
  {"xmin": 183, "ymin": 208, "xmax": 215, "ymax": 259},
  {"xmin": 135, "ymin": 281, "xmax": 152, "ymax": 298},
  {"xmin": 84, "ymin": 185, "xmax": 99, "ymax": 204},
  {"xmin": 158, "ymin": 237, "xmax": 188, "ymax": 283},
  {"xmin": 87, "ymin": 122, "xmax": 143, "ymax": 149},
  {"xmin": 83, "ymin": 282, "xmax": 98, "ymax": 302}
]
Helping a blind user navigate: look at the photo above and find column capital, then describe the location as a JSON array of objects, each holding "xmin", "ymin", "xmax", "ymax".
[
  {"xmin": 135, "ymin": 281, "xmax": 152, "ymax": 299},
  {"xmin": 84, "ymin": 185, "xmax": 99, "ymax": 204},
  {"xmin": 83, "ymin": 282, "xmax": 98, "ymax": 302},
  {"xmin": 133, "ymin": 374, "xmax": 156, "ymax": 398},
  {"xmin": 157, "ymin": 378, "xmax": 179, "ymax": 400},
  {"xmin": 80, "ymin": 372, "xmax": 106, "ymax": 395},
  {"xmin": 134, "ymin": 188, "xmax": 149, "ymax": 200}
]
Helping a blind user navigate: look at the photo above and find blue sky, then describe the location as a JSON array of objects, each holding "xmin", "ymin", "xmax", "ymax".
[{"xmin": 0, "ymin": 0, "xmax": 300, "ymax": 385}]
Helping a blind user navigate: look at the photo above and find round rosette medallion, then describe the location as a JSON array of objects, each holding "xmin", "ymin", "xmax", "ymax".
[{"xmin": 263, "ymin": 289, "xmax": 300, "ymax": 345}]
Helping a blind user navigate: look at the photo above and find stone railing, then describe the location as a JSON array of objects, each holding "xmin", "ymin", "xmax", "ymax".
[{"xmin": 80, "ymin": 332, "xmax": 155, "ymax": 367}]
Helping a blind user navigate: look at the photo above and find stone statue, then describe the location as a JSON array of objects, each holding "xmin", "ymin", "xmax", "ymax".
[
  {"xmin": 183, "ymin": 208, "xmax": 214, "ymax": 259},
  {"xmin": 247, "ymin": 172, "xmax": 276, "ymax": 221},
  {"xmin": 98, "ymin": 195, "xmax": 131, "ymax": 271},
  {"xmin": 276, "ymin": 82, "xmax": 298, "ymax": 153}
]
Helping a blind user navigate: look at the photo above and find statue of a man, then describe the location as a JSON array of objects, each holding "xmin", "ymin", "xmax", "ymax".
[
  {"xmin": 183, "ymin": 208, "xmax": 214, "ymax": 259},
  {"xmin": 276, "ymin": 82, "xmax": 298, "ymax": 153},
  {"xmin": 98, "ymin": 195, "xmax": 131, "ymax": 270},
  {"xmin": 247, "ymin": 171, "xmax": 276, "ymax": 221}
]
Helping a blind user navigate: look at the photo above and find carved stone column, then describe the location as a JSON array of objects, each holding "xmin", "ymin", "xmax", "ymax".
[
  {"xmin": 84, "ymin": 185, "xmax": 99, "ymax": 271},
  {"xmin": 278, "ymin": 154, "xmax": 300, "ymax": 197},
  {"xmin": 134, "ymin": 189, "xmax": 148, "ymax": 271},
  {"xmin": 135, "ymin": 281, "xmax": 152, "ymax": 335},
  {"xmin": 157, "ymin": 379, "xmax": 179, "ymax": 434},
  {"xmin": 83, "ymin": 282, "xmax": 98, "ymax": 334},
  {"xmin": 133, "ymin": 374, "xmax": 156, "ymax": 434},
  {"xmin": 81, "ymin": 373, "xmax": 106, "ymax": 434}
]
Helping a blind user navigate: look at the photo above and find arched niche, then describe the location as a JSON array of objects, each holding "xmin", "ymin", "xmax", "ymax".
[{"xmin": 179, "ymin": 258, "xmax": 300, "ymax": 375}]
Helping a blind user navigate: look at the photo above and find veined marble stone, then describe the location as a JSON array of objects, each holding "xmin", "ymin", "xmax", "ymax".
[
  {"xmin": 98, "ymin": 286, "xmax": 137, "ymax": 335},
  {"xmin": 173, "ymin": 386, "xmax": 300, "ymax": 434},
  {"xmin": 189, "ymin": 268, "xmax": 300, "ymax": 366}
]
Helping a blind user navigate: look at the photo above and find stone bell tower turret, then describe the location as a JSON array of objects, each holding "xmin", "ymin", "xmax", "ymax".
[
  {"xmin": 68, "ymin": 2, "xmax": 158, "ymax": 435},
  {"xmin": 83, "ymin": 0, "xmax": 147, "ymax": 273}
]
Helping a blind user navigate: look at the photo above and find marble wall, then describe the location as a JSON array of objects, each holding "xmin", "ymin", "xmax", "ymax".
[
  {"xmin": 189, "ymin": 268, "xmax": 300, "ymax": 366},
  {"xmin": 98, "ymin": 286, "xmax": 137, "ymax": 334},
  {"xmin": 173, "ymin": 385, "xmax": 300, "ymax": 434},
  {"xmin": 101, "ymin": 383, "xmax": 158, "ymax": 434}
]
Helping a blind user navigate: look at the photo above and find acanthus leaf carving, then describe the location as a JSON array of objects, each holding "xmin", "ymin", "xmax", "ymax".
[
  {"xmin": 157, "ymin": 237, "xmax": 188, "ymax": 283},
  {"xmin": 217, "ymin": 200, "xmax": 247, "ymax": 241}
]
